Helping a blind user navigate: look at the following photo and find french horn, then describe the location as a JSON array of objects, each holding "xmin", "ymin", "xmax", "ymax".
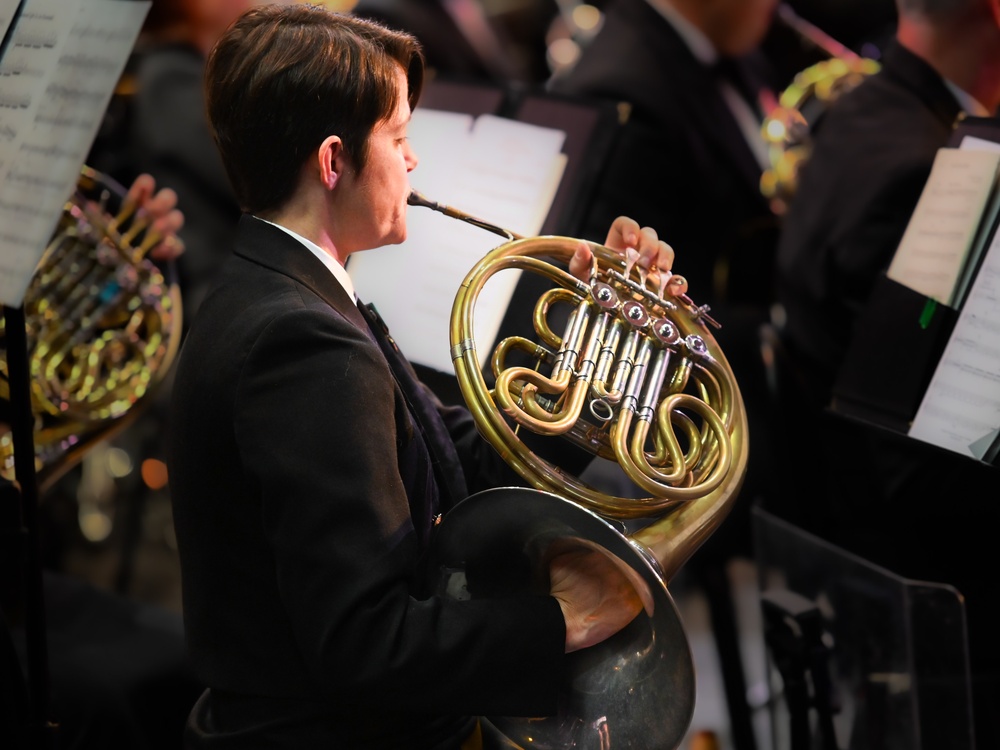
[
  {"xmin": 761, "ymin": 4, "xmax": 880, "ymax": 214},
  {"xmin": 0, "ymin": 166, "xmax": 182, "ymax": 494},
  {"xmin": 409, "ymin": 191, "xmax": 748, "ymax": 749}
]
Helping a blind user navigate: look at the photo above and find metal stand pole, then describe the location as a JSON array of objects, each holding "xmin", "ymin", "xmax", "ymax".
[{"xmin": 4, "ymin": 305, "xmax": 60, "ymax": 749}]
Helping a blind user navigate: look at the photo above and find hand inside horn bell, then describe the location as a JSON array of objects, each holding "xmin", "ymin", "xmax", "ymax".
[{"xmin": 546, "ymin": 537, "xmax": 654, "ymax": 653}]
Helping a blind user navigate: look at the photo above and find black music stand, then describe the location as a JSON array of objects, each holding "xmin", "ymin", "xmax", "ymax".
[
  {"xmin": 753, "ymin": 506, "xmax": 973, "ymax": 750},
  {"xmin": 2, "ymin": 305, "xmax": 59, "ymax": 750},
  {"xmin": 832, "ymin": 116, "xmax": 1000, "ymax": 466},
  {"xmin": 0, "ymin": 2, "xmax": 60, "ymax": 745}
]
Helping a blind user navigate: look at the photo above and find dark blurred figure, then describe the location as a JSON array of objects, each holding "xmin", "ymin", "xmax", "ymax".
[
  {"xmin": 771, "ymin": 0, "xmax": 1000, "ymax": 745},
  {"xmin": 776, "ymin": 0, "xmax": 1000, "ymax": 412},
  {"xmin": 549, "ymin": 0, "xmax": 780, "ymax": 310},
  {"xmin": 127, "ymin": 0, "xmax": 249, "ymax": 322},
  {"xmin": 3, "ymin": 571, "xmax": 200, "ymax": 750},
  {"xmin": 352, "ymin": 0, "xmax": 557, "ymax": 84}
]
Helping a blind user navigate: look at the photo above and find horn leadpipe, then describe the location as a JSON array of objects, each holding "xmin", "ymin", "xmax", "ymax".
[
  {"xmin": 776, "ymin": 3, "xmax": 860, "ymax": 61},
  {"xmin": 408, "ymin": 190, "xmax": 518, "ymax": 242}
]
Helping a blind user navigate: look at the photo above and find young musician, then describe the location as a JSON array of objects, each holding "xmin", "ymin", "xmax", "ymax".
[{"xmin": 167, "ymin": 5, "xmax": 676, "ymax": 748}]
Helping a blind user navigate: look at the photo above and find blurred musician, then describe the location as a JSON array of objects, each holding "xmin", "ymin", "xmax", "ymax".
[
  {"xmin": 167, "ymin": 5, "xmax": 676, "ymax": 748},
  {"xmin": 127, "ymin": 0, "xmax": 254, "ymax": 322},
  {"xmin": 549, "ymin": 0, "xmax": 781, "ymax": 311},
  {"xmin": 777, "ymin": 0, "xmax": 1000, "ymax": 407},
  {"xmin": 773, "ymin": 1, "xmax": 1000, "ymax": 746}
]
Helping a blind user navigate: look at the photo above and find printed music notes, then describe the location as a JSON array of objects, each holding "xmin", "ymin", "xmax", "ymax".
[
  {"xmin": 907, "ymin": 133, "xmax": 1000, "ymax": 460},
  {"xmin": 909, "ymin": 218, "xmax": 1000, "ymax": 460},
  {"xmin": 887, "ymin": 146, "xmax": 1000, "ymax": 308},
  {"xmin": 0, "ymin": 0, "xmax": 150, "ymax": 307}
]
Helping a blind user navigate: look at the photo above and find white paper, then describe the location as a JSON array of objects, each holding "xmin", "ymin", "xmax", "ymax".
[
  {"xmin": 961, "ymin": 135, "xmax": 1000, "ymax": 154},
  {"xmin": 348, "ymin": 110, "xmax": 567, "ymax": 373},
  {"xmin": 909, "ymin": 226, "xmax": 1000, "ymax": 459},
  {"xmin": 0, "ymin": 0, "xmax": 150, "ymax": 307},
  {"xmin": 886, "ymin": 148, "xmax": 1000, "ymax": 307}
]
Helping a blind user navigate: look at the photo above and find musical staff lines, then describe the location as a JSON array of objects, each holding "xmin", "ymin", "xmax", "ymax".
[
  {"xmin": 910, "ymin": 215, "xmax": 1000, "ymax": 460},
  {"xmin": 0, "ymin": 0, "xmax": 150, "ymax": 306}
]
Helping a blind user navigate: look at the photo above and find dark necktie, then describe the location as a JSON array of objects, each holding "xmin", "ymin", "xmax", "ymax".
[
  {"xmin": 355, "ymin": 300, "xmax": 469, "ymax": 513},
  {"xmin": 713, "ymin": 56, "xmax": 764, "ymax": 119}
]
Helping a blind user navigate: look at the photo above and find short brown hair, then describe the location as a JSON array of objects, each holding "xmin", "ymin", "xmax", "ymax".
[{"xmin": 205, "ymin": 4, "xmax": 424, "ymax": 214}]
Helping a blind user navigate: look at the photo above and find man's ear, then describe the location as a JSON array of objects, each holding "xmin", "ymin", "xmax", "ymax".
[{"xmin": 318, "ymin": 135, "xmax": 344, "ymax": 190}]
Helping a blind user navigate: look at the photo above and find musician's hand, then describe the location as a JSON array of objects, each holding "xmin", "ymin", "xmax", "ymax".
[
  {"xmin": 127, "ymin": 173, "xmax": 185, "ymax": 260},
  {"xmin": 547, "ymin": 538, "xmax": 653, "ymax": 653},
  {"xmin": 568, "ymin": 216, "xmax": 686, "ymax": 296}
]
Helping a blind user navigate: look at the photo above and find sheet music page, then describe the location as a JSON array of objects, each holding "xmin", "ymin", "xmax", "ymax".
[
  {"xmin": 0, "ymin": 0, "xmax": 149, "ymax": 307},
  {"xmin": 349, "ymin": 110, "xmax": 567, "ymax": 373},
  {"xmin": 908, "ymin": 223, "xmax": 1000, "ymax": 459},
  {"xmin": 961, "ymin": 135, "xmax": 1000, "ymax": 153},
  {"xmin": 886, "ymin": 147, "xmax": 1000, "ymax": 307}
]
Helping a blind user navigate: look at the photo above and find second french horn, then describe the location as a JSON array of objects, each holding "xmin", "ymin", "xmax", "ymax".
[
  {"xmin": 761, "ymin": 4, "xmax": 880, "ymax": 213},
  {"xmin": 409, "ymin": 191, "xmax": 748, "ymax": 749},
  {"xmin": 0, "ymin": 167, "xmax": 182, "ymax": 493}
]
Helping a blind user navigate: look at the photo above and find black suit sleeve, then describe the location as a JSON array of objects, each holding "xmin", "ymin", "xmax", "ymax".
[{"xmin": 233, "ymin": 305, "xmax": 565, "ymax": 715}]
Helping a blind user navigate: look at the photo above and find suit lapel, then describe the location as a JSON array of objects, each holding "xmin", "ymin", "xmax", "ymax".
[
  {"xmin": 233, "ymin": 216, "xmax": 471, "ymax": 512},
  {"xmin": 357, "ymin": 301, "xmax": 470, "ymax": 512},
  {"xmin": 618, "ymin": 0, "xmax": 768, "ymax": 207},
  {"xmin": 233, "ymin": 214, "xmax": 370, "ymax": 331}
]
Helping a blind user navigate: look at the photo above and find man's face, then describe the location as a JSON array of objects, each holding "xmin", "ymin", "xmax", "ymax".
[
  {"xmin": 704, "ymin": 0, "xmax": 778, "ymax": 56},
  {"xmin": 337, "ymin": 67, "xmax": 418, "ymax": 255}
]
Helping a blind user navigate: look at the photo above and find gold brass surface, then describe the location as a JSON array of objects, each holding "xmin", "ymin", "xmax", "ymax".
[{"xmin": 410, "ymin": 189, "xmax": 749, "ymax": 579}]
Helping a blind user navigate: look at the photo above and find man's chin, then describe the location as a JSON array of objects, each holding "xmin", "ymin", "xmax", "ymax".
[{"xmin": 388, "ymin": 226, "xmax": 407, "ymax": 246}]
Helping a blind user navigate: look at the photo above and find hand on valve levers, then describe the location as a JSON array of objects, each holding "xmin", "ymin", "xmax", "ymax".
[
  {"xmin": 568, "ymin": 215, "xmax": 687, "ymax": 297},
  {"xmin": 125, "ymin": 173, "xmax": 186, "ymax": 261},
  {"xmin": 555, "ymin": 215, "xmax": 686, "ymax": 652}
]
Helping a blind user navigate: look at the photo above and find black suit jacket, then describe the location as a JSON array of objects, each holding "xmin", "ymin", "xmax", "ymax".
[
  {"xmin": 549, "ymin": 0, "xmax": 779, "ymax": 306},
  {"xmin": 167, "ymin": 216, "xmax": 565, "ymax": 749}
]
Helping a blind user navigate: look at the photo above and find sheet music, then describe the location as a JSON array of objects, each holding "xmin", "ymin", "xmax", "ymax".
[
  {"xmin": 349, "ymin": 110, "xmax": 567, "ymax": 373},
  {"xmin": 0, "ymin": 0, "xmax": 150, "ymax": 307},
  {"xmin": 909, "ymin": 223, "xmax": 1000, "ymax": 459},
  {"xmin": 961, "ymin": 135, "xmax": 1000, "ymax": 154},
  {"xmin": 886, "ymin": 147, "xmax": 1000, "ymax": 307}
]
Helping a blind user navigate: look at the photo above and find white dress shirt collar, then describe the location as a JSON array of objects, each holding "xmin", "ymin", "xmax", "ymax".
[
  {"xmin": 254, "ymin": 216, "xmax": 358, "ymax": 301},
  {"xmin": 943, "ymin": 80, "xmax": 990, "ymax": 118}
]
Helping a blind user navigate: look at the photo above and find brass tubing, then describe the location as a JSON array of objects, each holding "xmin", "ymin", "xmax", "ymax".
[
  {"xmin": 590, "ymin": 317, "xmax": 624, "ymax": 403},
  {"xmin": 427, "ymin": 192, "xmax": 747, "ymax": 533}
]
